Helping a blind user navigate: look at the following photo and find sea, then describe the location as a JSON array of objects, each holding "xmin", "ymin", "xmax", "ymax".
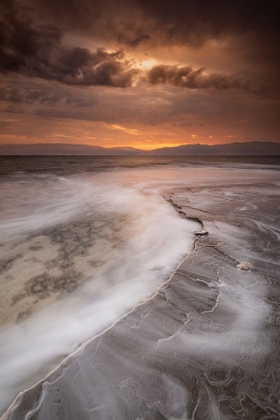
[{"xmin": 0, "ymin": 155, "xmax": 280, "ymax": 419}]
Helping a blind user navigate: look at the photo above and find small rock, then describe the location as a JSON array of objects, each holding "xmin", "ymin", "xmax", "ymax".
[
  {"xmin": 195, "ymin": 228, "xmax": 208, "ymax": 235},
  {"xmin": 237, "ymin": 262, "xmax": 251, "ymax": 271}
]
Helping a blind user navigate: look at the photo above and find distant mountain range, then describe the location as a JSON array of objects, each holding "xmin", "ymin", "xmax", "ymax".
[{"xmin": 0, "ymin": 142, "xmax": 280, "ymax": 156}]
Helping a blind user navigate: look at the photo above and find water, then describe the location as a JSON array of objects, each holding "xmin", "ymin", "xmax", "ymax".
[
  {"xmin": 0, "ymin": 156, "xmax": 280, "ymax": 419},
  {"xmin": 0, "ymin": 156, "xmax": 200, "ymax": 414}
]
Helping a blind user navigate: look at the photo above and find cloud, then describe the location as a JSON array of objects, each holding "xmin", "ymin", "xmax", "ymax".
[
  {"xmin": 147, "ymin": 65, "xmax": 250, "ymax": 91},
  {"xmin": 4, "ymin": 104, "xmax": 26, "ymax": 114},
  {"xmin": 0, "ymin": 86, "xmax": 62, "ymax": 105},
  {"xmin": 0, "ymin": 0, "xmax": 276, "ymax": 96},
  {"xmin": 23, "ymin": 0, "xmax": 279, "ymax": 98},
  {"xmin": 29, "ymin": 0, "xmax": 279, "ymax": 56},
  {"xmin": 118, "ymin": 33, "xmax": 151, "ymax": 48},
  {"xmin": 108, "ymin": 124, "xmax": 140, "ymax": 135},
  {"xmin": 0, "ymin": 85, "xmax": 63, "ymax": 105},
  {"xmin": 0, "ymin": 77, "xmax": 98, "ymax": 107},
  {"xmin": 0, "ymin": 0, "xmax": 135, "ymax": 87},
  {"xmin": 1, "ymin": 80, "xmax": 279, "ymax": 146}
]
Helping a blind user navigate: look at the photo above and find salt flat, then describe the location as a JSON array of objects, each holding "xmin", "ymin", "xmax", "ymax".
[{"xmin": 2, "ymin": 161, "xmax": 280, "ymax": 420}]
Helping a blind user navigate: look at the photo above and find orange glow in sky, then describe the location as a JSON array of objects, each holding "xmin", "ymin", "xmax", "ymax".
[{"xmin": 0, "ymin": 1, "xmax": 279, "ymax": 150}]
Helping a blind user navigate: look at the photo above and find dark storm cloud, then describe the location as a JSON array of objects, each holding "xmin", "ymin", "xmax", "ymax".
[
  {"xmin": 1, "ymin": 0, "xmax": 277, "ymax": 94},
  {"xmin": 29, "ymin": 0, "xmax": 279, "ymax": 53},
  {"xmin": 137, "ymin": 0, "xmax": 279, "ymax": 48},
  {"xmin": 29, "ymin": 0, "xmax": 280, "ymax": 96},
  {"xmin": 118, "ymin": 33, "xmax": 151, "ymax": 48},
  {"xmin": 147, "ymin": 65, "xmax": 250, "ymax": 91},
  {"xmin": 3, "ymin": 0, "xmax": 274, "ymax": 101},
  {"xmin": 0, "ymin": 0, "xmax": 135, "ymax": 87}
]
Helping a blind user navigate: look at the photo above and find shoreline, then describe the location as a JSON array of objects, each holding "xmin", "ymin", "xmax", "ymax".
[
  {"xmin": 1, "ymin": 198, "xmax": 200, "ymax": 419},
  {"xmin": 2, "ymin": 171, "xmax": 280, "ymax": 419}
]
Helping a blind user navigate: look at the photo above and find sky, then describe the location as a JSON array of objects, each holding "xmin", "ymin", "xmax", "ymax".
[{"xmin": 0, "ymin": 0, "xmax": 279, "ymax": 150}]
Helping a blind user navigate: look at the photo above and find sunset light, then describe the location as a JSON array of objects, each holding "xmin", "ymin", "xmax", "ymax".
[
  {"xmin": 141, "ymin": 59, "xmax": 156, "ymax": 69},
  {"xmin": 0, "ymin": 1, "xmax": 279, "ymax": 419},
  {"xmin": 0, "ymin": 0, "xmax": 278, "ymax": 151}
]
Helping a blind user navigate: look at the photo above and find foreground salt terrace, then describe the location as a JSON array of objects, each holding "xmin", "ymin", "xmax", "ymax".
[{"xmin": 3, "ymin": 178, "xmax": 280, "ymax": 420}]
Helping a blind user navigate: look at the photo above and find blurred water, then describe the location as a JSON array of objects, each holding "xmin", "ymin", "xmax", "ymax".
[
  {"xmin": 1, "ymin": 156, "xmax": 280, "ymax": 418},
  {"xmin": 0, "ymin": 160, "xmax": 198, "ymax": 414}
]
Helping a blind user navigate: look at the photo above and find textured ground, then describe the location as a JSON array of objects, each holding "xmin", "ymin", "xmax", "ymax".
[
  {"xmin": 3, "ymin": 176, "xmax": 280, "ymax": 420},
  {"xmin": 0, "ymin": 212, "xmax": 128, "ymax": 326}
]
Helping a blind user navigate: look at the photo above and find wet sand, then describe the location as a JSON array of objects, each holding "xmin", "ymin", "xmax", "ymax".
[{"xmin": 2, "ymin": 176, "xmax": 280, "ymax": 420}]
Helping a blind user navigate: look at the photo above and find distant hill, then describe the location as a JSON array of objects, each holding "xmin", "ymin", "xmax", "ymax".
[
  {"xmin": 0, "ymin": 143, "xmax": 142, "ymax": 156},
  {"xmin": 0, "ymin": 141, "xmax": 280, "ymax": 155},
  {"xmin": 150, "ymin": 142, "xmax": 280, "ymax": 155}
]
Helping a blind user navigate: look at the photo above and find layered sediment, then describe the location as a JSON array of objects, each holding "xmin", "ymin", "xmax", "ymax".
[{"xmin": 3, "ymin": 179, "xmax": 280, "ymax": 420}]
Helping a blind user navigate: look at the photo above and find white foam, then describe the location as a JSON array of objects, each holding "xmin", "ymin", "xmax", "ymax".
[
  {"xmin": 0, "ymin": 170, "xmax": 198, "ymax": 413},
  {"xmin": 1, "ymin": 164, "xmax": 279, "ymax": 415}
]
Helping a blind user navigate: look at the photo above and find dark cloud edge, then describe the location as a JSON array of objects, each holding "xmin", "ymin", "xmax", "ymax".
[{"xmin": 0, "ymin": 0, "xmax": 270, "ymax": 96}]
